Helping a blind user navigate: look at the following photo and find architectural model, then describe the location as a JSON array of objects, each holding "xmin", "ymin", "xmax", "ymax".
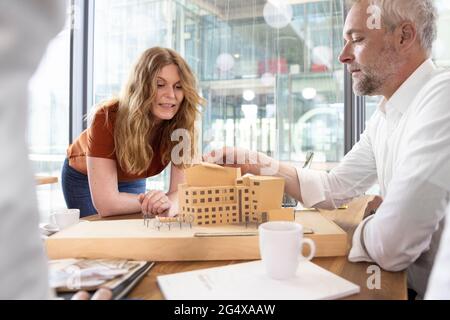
[{"xmin": 178, "ymin": 163, "xmax": 294, "ymax": 226}]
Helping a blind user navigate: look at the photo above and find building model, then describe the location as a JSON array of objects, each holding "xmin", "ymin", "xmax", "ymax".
[{"xmin": 178, "ymin": 163, "xmax": 294, "ymax": 226}]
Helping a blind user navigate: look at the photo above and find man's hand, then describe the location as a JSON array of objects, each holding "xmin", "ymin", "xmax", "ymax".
[
  {"xmin": 71, "ymin": 288, "xmax": 113, "ymax": 300},
  {"xmin": 203, "ymin": 146, "xmax": 263, "ymax": 175},
  {"xmin": 364, "ymin": 195, "xmax": 383, "ymax": 219}
]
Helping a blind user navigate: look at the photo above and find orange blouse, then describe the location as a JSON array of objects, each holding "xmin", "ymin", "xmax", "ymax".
[{"xmin": 67, "ymin": 101, "xmax": 169, "ymax": 182}]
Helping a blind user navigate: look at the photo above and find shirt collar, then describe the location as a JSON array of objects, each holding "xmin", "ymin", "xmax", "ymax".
[{"xmin": 378, "ymin": 59, "xmax": 437, "ymax": 115}]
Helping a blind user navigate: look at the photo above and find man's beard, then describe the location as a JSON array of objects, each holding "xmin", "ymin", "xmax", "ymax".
[
  {"xmin": 352, "ymin": 45, "xmax": 398, "ymax": 96},
  {"xmin": 353, "ymin": 68, "xmax": 385, "ymax": 96}
]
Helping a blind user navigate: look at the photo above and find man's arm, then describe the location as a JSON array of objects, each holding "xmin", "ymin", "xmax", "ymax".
[
  {"xmin": 226, "ymin": 120, "xmax": 378, "ymax": 210},
  {"xmin": 426, "ymin": 204, "xmax": 450, "ymax": 299}
]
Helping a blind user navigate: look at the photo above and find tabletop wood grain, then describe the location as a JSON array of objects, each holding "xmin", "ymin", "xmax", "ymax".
[{"xmin": 35, "ymin": 176, "xmax": 58, "ymax": 185}]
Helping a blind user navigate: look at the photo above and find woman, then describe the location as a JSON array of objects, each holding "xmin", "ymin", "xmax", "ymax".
[{"xmin": 62, "ymin": 47, "xmax": 204, "ymax": 217}]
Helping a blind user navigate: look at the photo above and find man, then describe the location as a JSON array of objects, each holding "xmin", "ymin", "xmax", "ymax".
[
  {"xmin": 0, "ymin": 0, "xmax": 65, "ymax": 299},
  {"xmin": 205, "ymin": 0, "xmax": 450, "ymax": 299},
  {"xmin": 0, "ymin": 0, "xmax": 112, "ymax": 300}
]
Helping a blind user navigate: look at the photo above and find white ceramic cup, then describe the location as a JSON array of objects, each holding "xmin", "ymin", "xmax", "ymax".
[
  {"xmin": 258, "ymin": 221, "xmax": 316, "ymax": 280},
  {"xmin": 50, "ymin": 209, "xmax": 80, "ymax": 230}
]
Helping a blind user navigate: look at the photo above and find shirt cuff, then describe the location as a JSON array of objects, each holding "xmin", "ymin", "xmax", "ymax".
[
  {"xmin": 296, "ymin": 167, "xmax": 327, "ymax": 208},
  {"xmin": 348, "ymin": 214, "xmax": 375, "ymax": 263}
]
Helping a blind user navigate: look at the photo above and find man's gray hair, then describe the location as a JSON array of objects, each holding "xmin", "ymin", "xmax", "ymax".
[{"xmin": 348, "ymin": 0, "xmax": 437, "ymax": 55}]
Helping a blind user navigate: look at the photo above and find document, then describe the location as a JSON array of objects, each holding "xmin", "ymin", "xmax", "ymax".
[{"xmin": 157, "ymin": 260, "xmax": 360, "ymax": 300}]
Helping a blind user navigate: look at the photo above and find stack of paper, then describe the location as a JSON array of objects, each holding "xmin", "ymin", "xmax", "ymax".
[
  {"xmin": 157, "ymin": 260, "xmax": 360, "ymax": 300},
  {"xmin": 49, "ymin": 259, "xmax": 154, "ymax": 300}
]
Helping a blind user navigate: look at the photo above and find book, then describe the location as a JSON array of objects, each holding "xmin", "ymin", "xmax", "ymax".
[
  {"xmin": 157, "ymin": 260, "xmax": 360, "ymax": 300},
  {"xmin": 48, "ymin": 259, "xmax": 154, "ymax": 300}
]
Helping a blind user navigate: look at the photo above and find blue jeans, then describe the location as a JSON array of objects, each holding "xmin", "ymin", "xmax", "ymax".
[{"xmin": 61, "ymin": 158, "xmax": 146, "ymax": 217}]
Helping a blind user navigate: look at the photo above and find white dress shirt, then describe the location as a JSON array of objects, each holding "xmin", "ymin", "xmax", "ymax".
[
  {"xmin": 297, "ymin": 59, "xmax": 450, "ymax": 298},
  {"xmin": 425, "ymin": 203, "xmax": 450, "ymax": 300},
  {"xmin": 0, "ymin": 0, "xmax": 64, "ymax": 299}
]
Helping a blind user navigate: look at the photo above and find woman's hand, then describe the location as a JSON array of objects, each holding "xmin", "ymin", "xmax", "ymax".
[{"xmin": 138, "ymin": 190, "xmax": 172, "ymax": 216}]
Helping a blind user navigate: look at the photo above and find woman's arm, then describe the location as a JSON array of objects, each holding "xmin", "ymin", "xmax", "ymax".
[
  {"xmin": 87, "ymin": 156, "xmax": 142, "ymax": 217},
  {"xmin": 166, "ymin": 163, "xmax": 186, "ymax": 215}
]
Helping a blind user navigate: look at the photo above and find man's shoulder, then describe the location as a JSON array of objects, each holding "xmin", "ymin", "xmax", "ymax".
[
  {"xmin": 421, "ymin": 69, "xmax": 450, "ymax": 93},
  {"xmin": 412, "ymin": 69, "xmax": 450, "ymax": 110}
]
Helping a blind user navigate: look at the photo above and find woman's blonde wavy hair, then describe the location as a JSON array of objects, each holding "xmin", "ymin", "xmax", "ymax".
[{"xmin": 98, "ymin": 47, "xmax": 204, "ymax": 175}]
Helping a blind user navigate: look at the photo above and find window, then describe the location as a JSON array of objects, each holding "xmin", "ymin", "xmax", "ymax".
[
  {"xmin": 92, "ymin": 0, "xmax": 345, "ymax": 190},
  {"xmin": 434, "ymin": 0, "xmax": 450, "ymax": 69},
  {"xmin": 29, "ymin": 2, "xmax": 71, "ymax": 221}
]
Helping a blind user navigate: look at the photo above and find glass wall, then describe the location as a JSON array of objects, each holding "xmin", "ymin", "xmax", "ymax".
[
  {"xmin": 92, "ymin": 0, "xmax": 346, "ymax": 190},
  {"xmin": 28, "ymin": 2, "xmax": 72, "ymax": 220}
]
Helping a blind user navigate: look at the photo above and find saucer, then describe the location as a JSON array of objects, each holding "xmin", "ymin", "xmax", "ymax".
[{"xmin": 39, "ymin": 223, "xmax": 60, "ymax": 236}]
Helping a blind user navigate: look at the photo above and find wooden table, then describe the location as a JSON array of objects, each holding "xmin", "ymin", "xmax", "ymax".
[
  {"xmin": 35, "ymin": 176, "xmax": 58, "ymax": 185},
  {"xmin": 85, "ymin": 196, "xmax": 407, "ymax": 300}
]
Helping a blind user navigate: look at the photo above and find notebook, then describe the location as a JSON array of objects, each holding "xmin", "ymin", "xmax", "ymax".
[{"xmin": 157, "ymin": 260, "xmax": 360, "ymax": 300}]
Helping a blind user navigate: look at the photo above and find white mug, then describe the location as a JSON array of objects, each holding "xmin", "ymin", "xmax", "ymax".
[
  {"xmin": 258, "ymin": 221, "xmax": 316, "ymax": 280},
  {"xmin": 50, "ymin": 209, "xmax": 80, "ymax": 230}
]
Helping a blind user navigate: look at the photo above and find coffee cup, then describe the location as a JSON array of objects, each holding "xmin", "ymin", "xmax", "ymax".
[
  {"xmin": 258, "ymin": 221, "xmax": 316, "ymax": 280},
  {"xmin": 50, "ymin": 208, "xmax": 80, "ymax": 230}
]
